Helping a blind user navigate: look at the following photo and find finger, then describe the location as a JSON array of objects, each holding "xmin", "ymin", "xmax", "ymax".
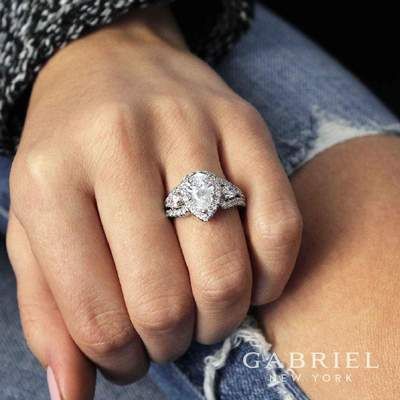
[
  {"xmin": 163, "ymin": 129, "xmax": 252, "ymax": 344},
  {"xmin": 94, "ymin": 146, "xmax": 194, "ymax": 362},
  {"xmin": 12, "ymin": 177, "xmax": 148, "ymax": 383},
  {"xmin": 218, "ymin": 102, "xmax": 303, "ymax": 304},
  {"xmin": 7, "ymin": 210, "xmax": 96, "ymax": 400}
]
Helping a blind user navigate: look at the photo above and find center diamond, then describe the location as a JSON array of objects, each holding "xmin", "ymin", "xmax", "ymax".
[
  {"xmin": 187, "ymin": 172, "xmax": 221, "ymax": 221},
  {"xmin": 191, "ymin": 176, "xmax": 214, "ymax": 208}
]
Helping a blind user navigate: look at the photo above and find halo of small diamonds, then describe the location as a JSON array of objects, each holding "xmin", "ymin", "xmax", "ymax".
[{"xmin": 165, "ymin": 171, "xmax": 246, "ymax": 222}]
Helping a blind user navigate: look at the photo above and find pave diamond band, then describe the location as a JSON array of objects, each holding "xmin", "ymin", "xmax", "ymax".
[{"xmin": 165, "ymin": 171, "xmax": 246, "ymax": 222}]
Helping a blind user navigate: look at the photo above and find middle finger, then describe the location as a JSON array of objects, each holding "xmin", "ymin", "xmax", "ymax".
[{"xmin": 94, "ymin": 151, "xmax": 195, "ymax": 362}]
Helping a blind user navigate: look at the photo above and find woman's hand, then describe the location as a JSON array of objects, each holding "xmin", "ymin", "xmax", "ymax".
[{"xmin": 6, "ymin": 6, "xmax": 302, "ymax": 398}]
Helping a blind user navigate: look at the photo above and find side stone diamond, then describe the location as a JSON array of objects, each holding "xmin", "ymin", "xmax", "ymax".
[{"xmin": 222, "ymin": 182, "xmax": 238, "ymax": 199}]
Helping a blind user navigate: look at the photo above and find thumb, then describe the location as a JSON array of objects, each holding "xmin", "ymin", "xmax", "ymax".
[{"xmin": 7, "ymin": 210, "xmax": 96, "ymax": 400}]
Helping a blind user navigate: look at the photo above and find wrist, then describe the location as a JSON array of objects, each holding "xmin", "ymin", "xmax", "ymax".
[
  {"xmin": 107, "ymin": 5, "xmax": 187, "ymax": 51},
  {"xmin": 36, "ymin": 6, "xmax": 187, "ymax": 85}
]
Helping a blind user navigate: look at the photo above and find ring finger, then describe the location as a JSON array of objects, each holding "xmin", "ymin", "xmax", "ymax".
[{"xmin": 162, "ymin": 130, "xmax": 252, "ymax": 344}]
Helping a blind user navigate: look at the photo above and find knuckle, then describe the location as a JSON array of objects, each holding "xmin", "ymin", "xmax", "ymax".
[
  {"xmin": 214, "ymin": 96, "xmax": 269, "ymax": 142},
  {"xmin": 252, "ymin": 267, "xmax": 292, "ymax": 306},
  {"xmin": 19, "ymin": 302, "xmax": 49, "ymax": 347},
  {"xmin": 75, "ymin": 308, "xmax": 135, "ymax": 358},
  {"xmin": 91, "ymin": 102, "xmax": 135, "ymax": 153},
  {"xmin": 239, "ymin": 108, "xmax": 267, "ymax": 135},
  {"xmin": 148, "ymin": 93, "xmax": 189, "ymax": 120},
  {"xmin": 10, "ymin": 152, "xmax": 42, "ymax": 189},
  {"xmin": 233, "ymin": 99, "xmax": 260, "ymax": 119},
  {"xmin": 22, "ymin": 320, "xmax": 43, "ymax": 354},
  {"xmin": 86, "ymin": 102, "xmax": 147, "ymax": 175},
  {"xmin": 9, "ymin": 150, "xmax": 61, "ymax": 214},
  {"xmin": 270, "ymin": 264, "xmax": 293, "ymax": 287},
  {"xmin": 262, "ymin": 265, "xmax": 293, "ymax": 304},
  {"xmin": 5, "ymin": 218, "xmax": 18, "ymax": 260},
  {"xmin": 255, "ymin": 206, "xmax": 303, "ymax": 247},
  {"xmin": 134, "ymin": 295, "xmax": 193, "ymax": 335},
  {"xmin": 147, "ymin": 93, "xmax": 206, "ymax": 137},
  {"xmin": 216, "ymin": 97, "xmax": 263, "ymax": 124},
  {"xmin": 198, "ymin": 249, "xmax": 250, "ymax": 306},
  {"xmin": 17, "ymin": 149, "xmax": 57, "ymax": 184},
  {"xmin": 98, "ymin": 102, "xmax": 133, "ymax": 133},
  {"xmin": 264, "ymin": 286, "xmax": 286, "ymax": 304}
]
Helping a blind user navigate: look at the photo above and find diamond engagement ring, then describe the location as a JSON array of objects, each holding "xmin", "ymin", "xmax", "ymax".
[{"xmin": 165, "ymin": 171, "xmax": 246, "ymax": 222}]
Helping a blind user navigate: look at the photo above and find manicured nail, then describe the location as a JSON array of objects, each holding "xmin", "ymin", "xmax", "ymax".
[{"xmin": 47, "ymin": 366, "xmax": 62, "ymax": 400}]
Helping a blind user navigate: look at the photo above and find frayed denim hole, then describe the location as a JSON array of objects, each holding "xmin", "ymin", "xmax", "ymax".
[
  {"xmin": 274, "ymin": 107, "xmax": 400, "ymax": 176},
  {"xmin": 203, "ymin": 317, "xmax": 304, "ymax": 400},
  {"xmin": 273, "ymin": 114, "xmax": 319, "ymax": 177}
]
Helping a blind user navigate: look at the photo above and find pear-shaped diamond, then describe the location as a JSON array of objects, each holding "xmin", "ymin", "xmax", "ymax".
[{"xmin": 187, "ymin": 172, "xmax": 220, "ymax": 221}]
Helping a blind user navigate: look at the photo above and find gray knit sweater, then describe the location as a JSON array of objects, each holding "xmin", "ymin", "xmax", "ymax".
[{"xmin": 0, "ymin": 0, "xmax": 253, "ymax": 154}]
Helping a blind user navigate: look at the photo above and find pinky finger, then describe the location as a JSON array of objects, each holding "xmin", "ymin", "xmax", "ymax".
[
  {"xmin": 7, "ymin": 210, "xmax": 96, "ymax": 400},
  {"xmin": 218, "ymin": 105, "xmax": 303, "ymax": 304}
]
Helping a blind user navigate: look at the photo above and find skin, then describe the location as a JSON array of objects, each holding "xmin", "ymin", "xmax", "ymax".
[
  {"xmin": 6, "ymin": 6, "xmax": 302, "ymax": 399},
  {"xmin": 258, "ymin": 135, "xmax": 400, "ymax": 400},
  {"xmin": 9, "ymin": 5, "xmax": 398, "ymax": 399}
]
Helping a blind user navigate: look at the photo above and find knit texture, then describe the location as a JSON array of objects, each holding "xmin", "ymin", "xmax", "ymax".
[{"xmin": 0, "ymin": 0, "xmax": 254, "ymax": 154}]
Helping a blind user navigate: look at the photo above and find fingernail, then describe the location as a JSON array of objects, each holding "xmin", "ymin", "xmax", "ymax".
[{"xmin": 47, "ymin": 366, "xmax": 62, "ymax": 400}]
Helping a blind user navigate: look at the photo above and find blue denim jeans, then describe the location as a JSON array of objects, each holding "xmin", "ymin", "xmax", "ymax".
[{"xmin": 1, "ymin": 2, "xmax": 399, "ymax": 399}]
